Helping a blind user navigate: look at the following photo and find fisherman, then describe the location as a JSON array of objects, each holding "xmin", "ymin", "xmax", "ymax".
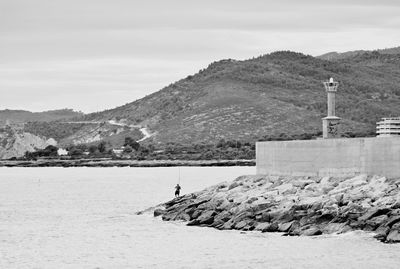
[{"xmin": 175, "ymin": 184, "xmax": 181, "ymax": 197}]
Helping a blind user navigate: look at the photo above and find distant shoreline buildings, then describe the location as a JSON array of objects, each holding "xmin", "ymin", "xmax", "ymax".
[{"xmin": 376, "ymin": 117, "xmax": 400, "ymax": 137}]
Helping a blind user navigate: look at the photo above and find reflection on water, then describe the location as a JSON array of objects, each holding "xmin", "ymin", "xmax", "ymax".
[{"xmin": 0, "ymin": 167, "xmax": 399, "ymax": 269}]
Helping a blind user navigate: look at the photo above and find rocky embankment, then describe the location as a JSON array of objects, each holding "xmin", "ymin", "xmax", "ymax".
[
  {"xmin": 144, "ymin": 174, "xmax": 400, "ymax": 243},
  {"xmin": 0, "ymin": 128, "xmax": 56, "ymax": 159}
]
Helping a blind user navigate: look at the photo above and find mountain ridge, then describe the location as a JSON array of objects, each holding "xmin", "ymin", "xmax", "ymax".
[
  {"xmin": 317, "ymin": 46, "xmax": 400, "ymax": 61},
  {"xmin": 66, "ymin": 49, "xmax": 400, "ymax": 144},
  {"xmin": 2, "ymin": 47, "xmax": 400, "ymax": 158},
  {"xmin": 0, "ymin": 108, "xmax": 84, "ymax": 126}
]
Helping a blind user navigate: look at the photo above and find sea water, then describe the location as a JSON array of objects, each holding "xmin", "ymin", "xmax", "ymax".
[{"xmin": 0, "ymin": 167, "xmax": 399, "ymax": 269}]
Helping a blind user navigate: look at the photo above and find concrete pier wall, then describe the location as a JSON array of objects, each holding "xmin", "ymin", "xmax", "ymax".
[{"xmin": 256, "ymin": 137, "xmax": 400, "ymax": 178}]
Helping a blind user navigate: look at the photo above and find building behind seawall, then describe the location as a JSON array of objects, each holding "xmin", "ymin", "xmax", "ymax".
[
  {"xmin": 377, "ymin": 117, "xmax": 400, "ymax": 137},
  {"xmin": 256, "ymin": 78, "xmax": 400, "ymax": 179}
]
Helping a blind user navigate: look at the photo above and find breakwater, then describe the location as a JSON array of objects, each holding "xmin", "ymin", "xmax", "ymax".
[{"xmin": 144, "ymin": 174, "xmax": 400, "ymax": 243}]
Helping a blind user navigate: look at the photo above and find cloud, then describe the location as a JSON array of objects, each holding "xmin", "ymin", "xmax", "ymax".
[
  {"xmin": 0, "ymin": 0, "xmax": 399, "ymax": 112},
  {"xmin": 2, "ymin": 0, "xmax": 400, "ymax": 33},
  {"xmin": 0, "ymin": 57, "xmax": 208, "ymax": 112}
]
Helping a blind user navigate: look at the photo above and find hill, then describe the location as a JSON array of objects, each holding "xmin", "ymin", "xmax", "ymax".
[
  {"xmin": 317, "ymin": 46, "xmax": 400, "ymax": 61},
  {"xmin": 0, "ymin": 125, "xmax": 56, "ymax": 159},
  {"xmin": 0, "ymin": 109, "xmax": 83, "ymax": 126},
  {"xmin": 3, "ymin": 48, "xmax": 400, "ymax": 159},
  {"xmin": 0, "ymin": 109, "xmax": 86, "ymax": 158},
  {"xmin": 71, "ymin": 50, "xmax": 400, "ymax": 144}
]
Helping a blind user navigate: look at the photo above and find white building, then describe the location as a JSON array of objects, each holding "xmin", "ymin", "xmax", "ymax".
[
  {"xmin": 112, "ymin": 147, "xmax": 125, "ymax": 156},
  {"xmin": 57, "ymin": 148, "xmax": 68, "ymax": 156},
  {"xmin": 376, "ymin": 117, "xmax": 400, "ymax": 137}
]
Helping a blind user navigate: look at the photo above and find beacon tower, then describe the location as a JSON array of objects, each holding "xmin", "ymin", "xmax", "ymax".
[{"xmin": 322, "ymin": 77, "xmax": 340, "ymax": 138}]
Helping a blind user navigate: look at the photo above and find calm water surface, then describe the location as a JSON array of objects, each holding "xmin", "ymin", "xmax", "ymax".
[{"xmin": 0, "ymin": 167, "xmax": 399, "ymax": 269}]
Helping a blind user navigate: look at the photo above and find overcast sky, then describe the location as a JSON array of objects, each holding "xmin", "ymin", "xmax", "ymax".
[{"xmin": 1, "ymin": 0, "xmax": 400, "ymax": 113}]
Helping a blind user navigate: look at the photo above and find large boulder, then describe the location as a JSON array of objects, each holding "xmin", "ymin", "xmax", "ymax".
[
  {"xmin": 278, "ymin": 221, "xmax": 295, "ymax": 232},
  {"xmin": 364, "ymin": 215, "xmax": 388, "ymax": 231},
  {"xmin": 321, "ymin": 222, "xmax": 350, "ymax": 234},
  {"xmin": 358, "ymin": 208, "xmax": 391, "ymax": 222},
  {"xmin": 274, "ymin": 210, "xmax": 295, "ymax": 223},
  {"xmin": 301, "ymin": 227, "xmax": 322, "ymax": 236},
  {"xmin": 228, "ymin": 182, "xmax": 240, "ymax": 190},
  {"xmin": 254, "ymin": 222, "xmax": 271, "ymax": 232},
  {"xmin": 196, "ymin": 210, "xmax": 217, "ymax": 225},
  {"xmin": 255, "ymin": 210, "xmax": 273, "ymax": 222},
  {"xmin": 386, "ymin": 215, "xmax": 400, "ymax": 227},
  {"xmin": 315, "ymin": 213, "xmax": 336, "ymax": 224},
  {"xmin": 391, "ymin": 222, "xmax": 400, "ymax": 230},
  {"xmin": 220, "ymin": 218, "xmax": 236, "ymax": 230},
  {"xmin": 292, "ymin": 179, "xmax": 314, "ymax": 189},
  {"xmin": 275, "ymin": 183, "xmax": 296, "ymax": 195},
  {"xmin": 386, "ymin": 230, "xmax": 400, "ymax": 243},
  {"xmin": 264, "ymin": 222, "xmax": 279, "ymax": 232},
  {"xmin": 374, "ymin": 225, "xmax": 390, "ymax": 242},
  {"xmin": 211, "ymin": 211, "xmax": 232, "ymax": 228},
  {"xmin": 154, "ymin": 208, "xmax": 166, "ymax": 217},
  {"xmin": 234, "ymin": 220, "xmax": 248, "ymax": 230},
  {"xmin": 252, "ymin": 202, "xmax": 273, "ymax": 212}
]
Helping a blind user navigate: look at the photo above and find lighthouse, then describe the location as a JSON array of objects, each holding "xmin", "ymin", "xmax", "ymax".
[{"xmin": 322, "ymin": 77, "xmax": 340, "ymax": 138}]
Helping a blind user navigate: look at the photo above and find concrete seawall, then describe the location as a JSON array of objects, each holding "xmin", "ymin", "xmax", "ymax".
[{"xmin": 256, "ymin": 137, "xmax": 400, "ymax": 178}]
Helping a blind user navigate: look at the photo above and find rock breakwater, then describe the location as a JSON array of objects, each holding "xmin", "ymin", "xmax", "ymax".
[{"xmin": 144, "ymin": 174, "xmax": 400, "ymax": 243}]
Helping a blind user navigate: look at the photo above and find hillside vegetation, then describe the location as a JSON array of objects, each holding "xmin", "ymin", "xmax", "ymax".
[
  {"xmin": 3, "ymin": 48, "xmax": 400, "ymax": 159},
  {"xmin": 0, "ymin": 109, "xmax": 83, "ymax": 126},
  {"xmin": 318, "ymin": 46, "xmax": 400, "ymax": 60},
  {"xmin": 24, "ymin": 121, "xmax": 143, "ymax": 147},
  {"xmin": 73, "ymin": 50, "xmax": 400, "ymax": 144}
]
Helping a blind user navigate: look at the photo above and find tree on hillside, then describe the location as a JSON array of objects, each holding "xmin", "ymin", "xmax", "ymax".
[
  {"xmin": 98, "ymin": 141, "xmax": 107, "ymax": 153},
  {"xmin": 124, "ymin": 137, "xmax": 140, "ymax": 151},
  {"xmin": 42, "ymin": 145, "xmax": 59, "ymax": 157},
  {"xmin": 123, "ymin": 145, "xmax": 133, "ymax": 153},
  {"xmin": 89, "ymin": 145, "xmax": 98, "ymax": 154},
  {"xmin": 69, "ymin": 148, "xmax": 84, "ymax": 157}
]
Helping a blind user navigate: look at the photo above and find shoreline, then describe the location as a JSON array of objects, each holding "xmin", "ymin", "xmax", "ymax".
[
  {"xmin": 140, "ymin": 174, "xmax": 400, "ymax": 244},
  {"xmin": 0, "ymin": 159, "xmax": 255, "ymax": 168}
]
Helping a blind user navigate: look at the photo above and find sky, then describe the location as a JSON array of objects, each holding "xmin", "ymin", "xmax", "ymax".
[{"xmin": 1, "ymin": 0, "xmax": 400, "ymax": 113}]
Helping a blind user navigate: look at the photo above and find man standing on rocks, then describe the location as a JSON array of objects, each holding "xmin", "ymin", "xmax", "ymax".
[{"xmin": 175, "ymin": 184, "xmax": 181, "ymax": 197}]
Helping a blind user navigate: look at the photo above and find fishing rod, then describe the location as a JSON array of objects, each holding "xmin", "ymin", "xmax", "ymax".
[{"xmin": 178, "ymin": 167, "xmax": 181, "ymax": 185}]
